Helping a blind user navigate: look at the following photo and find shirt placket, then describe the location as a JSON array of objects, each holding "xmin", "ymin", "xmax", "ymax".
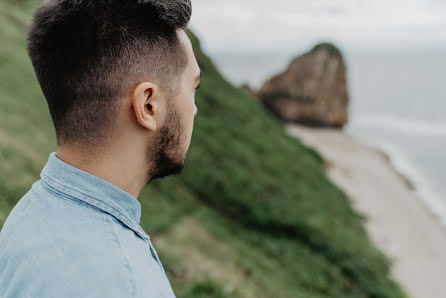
[{"xmin": 134, "ymin": 226, "xmax": 166, "ymax": 274}]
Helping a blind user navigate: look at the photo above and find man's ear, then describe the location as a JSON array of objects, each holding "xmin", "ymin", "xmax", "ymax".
[{"xmin": 132, "ymin": 81, "xmax": 165, "ymax": 131}]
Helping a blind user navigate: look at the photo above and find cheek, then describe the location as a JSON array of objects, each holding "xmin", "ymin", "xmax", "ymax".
[
  {"xmin": 188, "ymin": 94, "xmax": 196, "ymax": 115},
  {"xmin": 178, "ymin": 95, "xmax": 195, "ymax": 128}
]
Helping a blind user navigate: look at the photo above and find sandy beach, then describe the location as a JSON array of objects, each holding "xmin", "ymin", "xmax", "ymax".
[{"xmin": 285, "ymin": 123, "xmax": 446, "ymax": 298}]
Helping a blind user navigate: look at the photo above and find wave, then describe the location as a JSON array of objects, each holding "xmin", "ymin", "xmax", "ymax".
[{"xmin": 352, "ymin": 115, "xmax": 446, "ymax": 136}]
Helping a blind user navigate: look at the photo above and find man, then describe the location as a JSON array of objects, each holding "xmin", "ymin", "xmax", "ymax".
[{"xmin": 0, "ymin": 0, "xmax": 201, "ymax": 297}]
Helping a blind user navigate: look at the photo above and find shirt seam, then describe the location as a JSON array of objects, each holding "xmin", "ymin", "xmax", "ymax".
[
  {"xmin": 40, "ymin": 173, "xmax": 136, "ymax": 229},
  {"xmin": 41, "ymin": 179, "xmax": 149, "ymax": 242},
  {"xmin": 41, "ymin": 179, "xmax": 111, "ymax": 217},
  {"xmin": 106, "ymin": 216, "xmax": 137, "ymax": 298}
]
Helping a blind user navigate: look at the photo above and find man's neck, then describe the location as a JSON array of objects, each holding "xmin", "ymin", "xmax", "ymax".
[{"xmin": 55, "ymin": 147, "xmax": 144, "ymax": 199}]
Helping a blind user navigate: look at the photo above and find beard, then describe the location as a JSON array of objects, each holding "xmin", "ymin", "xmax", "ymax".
[{"xmin": 145, "ymin": 101, "xmax": 186, "ymax": 183}]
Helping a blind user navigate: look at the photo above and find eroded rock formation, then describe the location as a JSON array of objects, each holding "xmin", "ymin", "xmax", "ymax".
[{"xmin": 256, "ymin": 43, "xmax": 349, "ymax": 128}]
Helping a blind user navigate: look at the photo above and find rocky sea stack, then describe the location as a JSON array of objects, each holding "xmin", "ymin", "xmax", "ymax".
[{"xmin": 256, "ymin": 43, "xmax": 349, "ymax": 129}]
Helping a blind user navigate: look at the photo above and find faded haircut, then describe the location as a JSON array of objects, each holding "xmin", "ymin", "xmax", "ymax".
[{"xmin": 26, "ymin": 0, "xmax": 192, "ymax": 148}]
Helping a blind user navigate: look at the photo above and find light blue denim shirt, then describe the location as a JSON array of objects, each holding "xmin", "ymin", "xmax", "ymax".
[{"xmin": 0, "ymin": 152, "xmax": 176, "ymax": 298}]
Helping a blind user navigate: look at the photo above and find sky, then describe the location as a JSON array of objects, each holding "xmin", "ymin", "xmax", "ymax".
[{"xmin": 189, "ymin": 0, "xmax": 446, "ymax": 54}]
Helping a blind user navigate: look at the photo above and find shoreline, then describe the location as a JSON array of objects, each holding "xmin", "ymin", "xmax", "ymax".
[
  {"xmin": 362, "ymin": 142, "xmax": 446, "ymax": 233},
  {"xmin": 284, "ymin": 123, "xmax": 446, "ymax": 298},
  {"xmin": 369, "ymin": 149, "xmax": 416, "ymax": 191},
  {"xmin": 354, "ymin": 137, "xmax": 446, "ymax": 229}
]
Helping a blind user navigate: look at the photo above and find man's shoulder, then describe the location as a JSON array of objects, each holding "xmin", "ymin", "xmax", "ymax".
[
  {"xmin": 1, "ymin": 179, "xmax": 124, "ymax": 252},
  {"xmin": 0, "ymin": 182, "xmax": 135, "ymax": 297},
  {"xmin": 0, "ymin": 238, "xmax": 133, "ymax": 297},
  {"xmin": 1, "ymin": 180, "xmax": 108, "ymax": 243}
]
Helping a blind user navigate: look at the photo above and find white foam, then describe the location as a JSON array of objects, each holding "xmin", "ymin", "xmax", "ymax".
[{"xmin": 353, "ymin": 114, "xmax": 446, "ymax": 136}]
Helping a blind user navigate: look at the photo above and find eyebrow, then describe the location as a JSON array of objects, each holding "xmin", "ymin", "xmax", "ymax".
[{"xmin": 195, "ymin": 69, "xmax": 203, "ymax": 83}]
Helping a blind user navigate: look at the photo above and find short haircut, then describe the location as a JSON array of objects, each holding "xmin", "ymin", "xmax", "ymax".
[{"xmin": 26, "ymin": 0, "xmax": 192, "ymax": 148}]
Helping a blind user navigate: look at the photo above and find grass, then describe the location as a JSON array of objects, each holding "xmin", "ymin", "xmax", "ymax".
[{"xmin": 0, "ymin": 1, "xmax": 407, "ymax": 297}]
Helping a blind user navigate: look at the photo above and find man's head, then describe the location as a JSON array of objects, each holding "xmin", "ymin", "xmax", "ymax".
[{"xmin": 27, "ymin": 0, "xmax": 201, "ymax": 183}]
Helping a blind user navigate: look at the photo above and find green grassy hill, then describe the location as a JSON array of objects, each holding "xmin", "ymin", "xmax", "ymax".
[{"xmin": 0, "ymin": 1, "xmax": 407, "ymax": 297}]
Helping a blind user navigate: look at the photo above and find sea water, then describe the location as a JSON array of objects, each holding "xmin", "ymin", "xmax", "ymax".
[{"xmin": 210, "ymin": 50, "xmax": 446, "ymax": 225}]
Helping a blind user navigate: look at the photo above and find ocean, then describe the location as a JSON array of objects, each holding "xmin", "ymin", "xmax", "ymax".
[{"xmin": 210, "ymin": 50, "xmax": 446, "ymax": 225}]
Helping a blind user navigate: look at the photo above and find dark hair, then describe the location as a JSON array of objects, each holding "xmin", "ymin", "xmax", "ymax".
[{"xmin": 26, "ymin": 0, "xmax": 192, "ymax": 148}]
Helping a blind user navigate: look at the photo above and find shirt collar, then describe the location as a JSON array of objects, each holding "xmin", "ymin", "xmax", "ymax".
[{"xmin": 40, "ymin": 151, "xmax": 147, "ymax": 239}]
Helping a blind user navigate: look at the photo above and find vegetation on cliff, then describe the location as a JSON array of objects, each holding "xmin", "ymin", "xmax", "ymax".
[{"xmin": 0, "ymin": 1, "xmax": 406, "ymax": 297}]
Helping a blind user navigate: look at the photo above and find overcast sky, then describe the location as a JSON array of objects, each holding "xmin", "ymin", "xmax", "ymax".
[{"xmin": 189, "ymin": 0, "xmax": 446, "ymax": 54}]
